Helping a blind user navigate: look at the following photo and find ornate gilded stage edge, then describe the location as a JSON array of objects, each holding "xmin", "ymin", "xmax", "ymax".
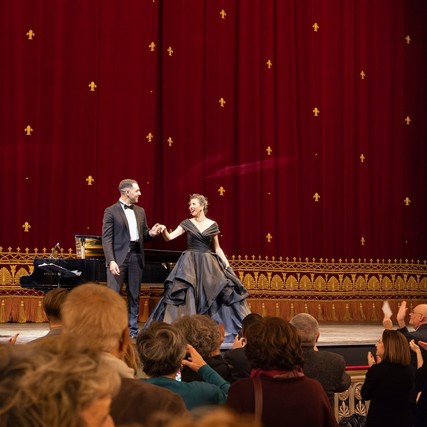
[
  {"xmin": 230, "ymin": 254, "xmax": 427, "ymax": 293},
  {"xmin": 0, "ymin": 248, "xmax": 426, "ymax": 322}
]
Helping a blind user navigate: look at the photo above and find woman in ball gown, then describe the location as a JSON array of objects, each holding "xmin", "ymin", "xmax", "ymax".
[{"xmin": 144, "ymin": 194, "xmax": 250, "ymax": 344}]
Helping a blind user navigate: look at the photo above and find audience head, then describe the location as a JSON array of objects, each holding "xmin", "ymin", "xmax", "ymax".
[
  {"xmin": 409, "ymin": 304, "xmax": 427, "ymax": 329},
  {"xmin": 173, "ymin": 314, "xmax": 221, "ymax": 358},
  {"xmin": 42, "ymin": 288, "xmax": 69, "ymax": 324},
  {"xmin": 0, "ymin": 337, "xmax": 120, "ymax": 427},
  {"xmin": 241, "ymin": 313, "xmax": 262, "ymax": 338},
  {"xmin": 244, "ymin": 316, "xmax": 303, "ymax": 371},
  {"xmin": 289, "ymin": 313, "xmax": 319, "ymax": 347},
  {"xmin": 62, "ymin": 284, "xmax": 129, "ymax": 356},
  {"xmin": 377, "ymin": 329, "xmax": 411, "ymax": 366},
  {"xmin": 137, "ymin": 322, "xmax": 186, "ymax": 377},
  {"xmin": 165, "ymin": 408, "xmax": 261, "ymax": 427}
]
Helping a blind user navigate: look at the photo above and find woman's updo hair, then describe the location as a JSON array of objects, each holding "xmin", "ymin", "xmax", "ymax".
[{"xmin": 189, "ymin": 193, "xmax": 208, "ymax": 214}]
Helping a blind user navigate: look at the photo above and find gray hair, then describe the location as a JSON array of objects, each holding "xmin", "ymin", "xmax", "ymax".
[
  {"xmin": 62, "ymin": 283, "xmax": 128, "ymax": 353},
  {"xmin": 137, "ymin": 322, "xmax": 186, "ymax": 377},
  {"xmin": 289, "ymin": 313, "xmax": 319, "ymax": 346},
  {"xmin": 173, "ymin": 314, "xmax": 221, "ymax": 358}
]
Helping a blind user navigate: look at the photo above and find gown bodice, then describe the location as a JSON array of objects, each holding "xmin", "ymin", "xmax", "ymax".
[{"xmin": 180, "ymin": 219, "xmax": 219, "ymax": 253}]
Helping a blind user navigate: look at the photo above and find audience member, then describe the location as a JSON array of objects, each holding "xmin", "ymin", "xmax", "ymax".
[
  {"xmin": 409, "ymin": 339, "xmax": 427, "ymax": 427},
  {"xmin": 31, "ymin": 287, "xmax": 68, "ymax": 343},
  {"xmin": 137, "ymin": 321, "xmax": 230, "ymax": 410},
  {"xmin": 0, "ymin": 337, "xmax": 120, "ymax": 427},
  {"xmin": 361, "ymin": 329, "xmax": 414, "ymax": 427},
  {"xmin": 383, "ymin": 301, "xmax": 427, "ymax": 367},
  {"xmin": 223, "ymin": 313, "xmax": 262, "ymax": 382},
  {"xmin": 61, "ymin": 284, "xmax": 187, "ymax": 426},
  {"xmin": 165, "ymin": 408, "xmax": 261, "ymax": 427},
  {"xmin": 173, "ymin": 314, "xmax": 231, "ymax": 382},
  {"xmin": 226, "ymin": 316, "xmax": 338, "ymax": 427},
  {"xmin": 290, "ymin": 313, "xmax": 351, "ymax": 407}
]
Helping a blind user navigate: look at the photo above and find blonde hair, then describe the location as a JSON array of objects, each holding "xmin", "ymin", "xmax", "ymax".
[
  {"xmin": 0, "ymin": 337, "xmax": 120, "ymax": 427},
  {"xmin": 166, "ymin": 408, "xmax": 261, "ymax": 427},
  {"xmin": 189, "ymin": 194, "xmax": 208, "ymax": 214},
  {"xmin": 62, "ymin": 283, "xmax": 128, "ymax": 352}
]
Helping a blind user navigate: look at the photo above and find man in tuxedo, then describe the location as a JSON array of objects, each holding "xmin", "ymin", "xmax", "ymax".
[{"xmin": 102, "ymin": 178, "xmax": 162, "ymax": 339}]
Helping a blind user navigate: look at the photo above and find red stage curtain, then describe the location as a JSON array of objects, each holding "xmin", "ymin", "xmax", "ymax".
[{"xmin": 0, "ymin": 0, "xmax": 426, "ymax": 261}]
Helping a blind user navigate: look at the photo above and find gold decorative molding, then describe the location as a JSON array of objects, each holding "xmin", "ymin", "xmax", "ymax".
[{"xmin": 1, "ymin": 248, "xmax": 425, "ymax": 322}]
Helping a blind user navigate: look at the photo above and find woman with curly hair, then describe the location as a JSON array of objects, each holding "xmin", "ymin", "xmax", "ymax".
[{"xmin": 173, "ymin": 314, "xmax": 231, "ymax": 382}]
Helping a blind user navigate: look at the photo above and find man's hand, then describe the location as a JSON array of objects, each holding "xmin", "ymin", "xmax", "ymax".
[
  {"xmin": 149, "ymin": 223, "xmax": 163, "ymax": 237},
  {"xmin": 109, "ymin": 261, "xmax": 120, "ymax": 276}
]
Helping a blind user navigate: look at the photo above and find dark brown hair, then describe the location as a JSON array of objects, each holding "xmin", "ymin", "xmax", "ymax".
[
  {"xmin": 244, "ymin": 316, "xmax": 303, "ymax": 371},
  {"xmin": 381, "ymin": 329, "xmax": 411, "ymax": 366}
]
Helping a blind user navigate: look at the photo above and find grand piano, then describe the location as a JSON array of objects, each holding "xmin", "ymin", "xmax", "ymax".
[{"xmin": 20, "ymin": 235, "xmax": 181, "ymax": 292}]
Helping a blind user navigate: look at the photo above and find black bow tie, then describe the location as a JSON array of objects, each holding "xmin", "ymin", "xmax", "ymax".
[{"xmin": 123, "ymin": 204, "xmax": 134, "ymax": 210}]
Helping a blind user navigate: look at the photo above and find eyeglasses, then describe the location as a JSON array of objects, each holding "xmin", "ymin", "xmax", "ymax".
[{"xmin": 410, "ymin": 311, "xmax": 423, "ymax": 316}]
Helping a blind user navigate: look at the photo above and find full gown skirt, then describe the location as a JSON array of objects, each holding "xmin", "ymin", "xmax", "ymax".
[{"xmin": 144, "ymin": 219, "xmax": 250, "ymax": 344}]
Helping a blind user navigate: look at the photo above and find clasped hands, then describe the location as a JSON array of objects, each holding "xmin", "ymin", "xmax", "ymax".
[{"xmin": 149, "ymin": 223, "xmax": 166, "ymax": 236}]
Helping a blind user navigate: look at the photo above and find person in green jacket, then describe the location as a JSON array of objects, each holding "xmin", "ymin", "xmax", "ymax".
[{"xmin": 137, "ymin": 321, "xmax": 230, "ymax": 410}]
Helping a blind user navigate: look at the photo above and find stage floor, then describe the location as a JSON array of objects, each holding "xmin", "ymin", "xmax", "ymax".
[{"xmin": 0, "ymin": 321, "xmax": 385, "ymax": 345}]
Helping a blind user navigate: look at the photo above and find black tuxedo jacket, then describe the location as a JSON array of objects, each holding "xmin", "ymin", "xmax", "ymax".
[{"xmin": 102, "ymin": 202, "xmax": 152, "ymax": 267}]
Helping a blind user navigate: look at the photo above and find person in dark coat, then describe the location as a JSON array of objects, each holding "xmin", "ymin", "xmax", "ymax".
[
  {"xmin": 223, "ymin": 313, "xmax": 263, "ymax": 382},
  {"xmin": 290, "ymin": 313, "xmax": 351, "ymax": 407},
  {"xmin": 227, "ymin": 316, "xmax": 338, "ymax": 427},
  {"xmin": 361, "ymin": 329, "xmax": 414, "ymax": 427}
]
